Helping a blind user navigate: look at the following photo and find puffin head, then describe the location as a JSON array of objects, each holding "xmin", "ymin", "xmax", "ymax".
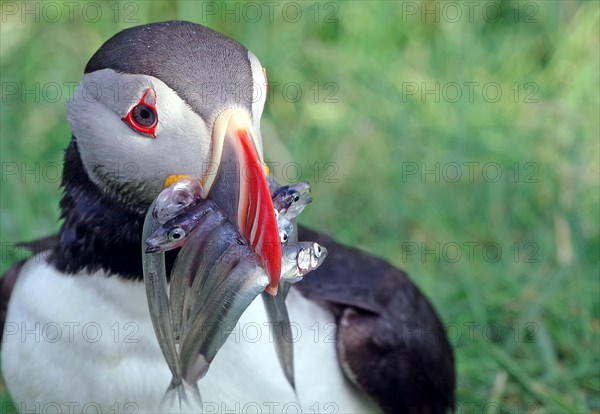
[{"xmin": 66, "ymin": 21, "xmax": 281, "ymax": 293}]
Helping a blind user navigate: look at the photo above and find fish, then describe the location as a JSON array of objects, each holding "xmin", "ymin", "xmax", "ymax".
[
  {"xmin": 179, "ymin": 238, "xmax": 328, "ymax": 385},
  {"xmin": 142, "ymin": 177, "xmax": 326, "ymax": 399},
  {"xmin": 177, "ymin": 243, "xmax": 269, "ymax": 384},
  {"xmin": 278, "ymin": 217, "xmax": 294, "ymax": 245},
  {"xmin": 273, "ymin": 182, "xmax": 311, "ymax": 245},
  {"xmin": 280, "ymin": 242, "xmax": 327, "ymax": 283},
  {"xmin": 145, "ymin": 202, "xmax": 214, "ymax": 253},
  {"xmin": 141, "ymin": 199, "xmax": 191, "ymax": 409},
  {"xmin": 146, "ymin": 180, "xmax": 311, "ymax": 252},
  {"xmin": 170, "ymin": 204, "xmax": 237, "ymax": 344},
  {"xmin": 153, "ymin": 177, "xmax": 204, "ymax": 224},
  {"xmin": 261, "ymin": 241, "xmax": 328, "ymax": 389},
  {"xmin": 272, "ymin": 182, "xmax": 312, "ymax": 220}
]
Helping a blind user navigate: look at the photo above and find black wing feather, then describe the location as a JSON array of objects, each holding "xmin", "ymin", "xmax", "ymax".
[{"xmin": 296, "ymin": 226, "xmax": 456, "ymax": 414}]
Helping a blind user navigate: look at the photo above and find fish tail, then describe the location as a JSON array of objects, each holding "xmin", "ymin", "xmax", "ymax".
[{"xmin": 160, "ymin": 377, "xmax": 202, "ymax": 413}]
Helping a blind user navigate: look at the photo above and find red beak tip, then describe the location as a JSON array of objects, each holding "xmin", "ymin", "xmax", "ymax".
[{"xmin": 265, "ymin": 284, "xmax": 278, "ymax": 296}]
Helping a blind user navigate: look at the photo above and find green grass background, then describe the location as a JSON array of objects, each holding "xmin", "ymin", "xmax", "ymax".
[{"xmin": 1, "ymin": 1, "xmax": 598, "ymax": 412}]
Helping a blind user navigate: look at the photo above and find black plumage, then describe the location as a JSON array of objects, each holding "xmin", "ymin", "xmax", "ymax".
[
  {"xmin": 49, "ymin": 139, "xmax": 179, "ymax": 280},
  {"xmin": 297, "ymin": 227, "xmax": 455, "ymax": 413}
]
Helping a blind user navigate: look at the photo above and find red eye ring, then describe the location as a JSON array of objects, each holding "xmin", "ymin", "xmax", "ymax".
[{"xmin": 122, "ymin": 88, "xmax": 158, "ymax": 137}]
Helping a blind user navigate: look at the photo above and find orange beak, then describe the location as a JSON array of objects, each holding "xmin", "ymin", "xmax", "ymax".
[{"xmin": 200, "ymin": 109, "xmax": 281, "ymax": 295}]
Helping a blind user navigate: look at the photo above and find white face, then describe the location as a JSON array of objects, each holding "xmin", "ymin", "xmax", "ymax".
[
  {"xmin": 67, "ymin": 52, "xmax": 269, "ymax": 208},
  {"xmin": 67, "ymin": 69, "xmax": 214, "ymax": 206}
]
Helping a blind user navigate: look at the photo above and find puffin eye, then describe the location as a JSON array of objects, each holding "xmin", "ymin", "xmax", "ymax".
[
  {"xmin": 122, "ymin": 88, "xmax": 158, "ymax": 137},
  {"xmin": 168, "ymin": 227, "xmax": 186, "ymax": 242},
  {"xmin": 132, "ymin": 104, "xmax": 156, "ymax": 127}
]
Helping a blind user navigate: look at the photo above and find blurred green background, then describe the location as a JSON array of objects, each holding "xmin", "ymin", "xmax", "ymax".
[{"xmin": 1, "ymin": 0, "xmax": 598, "ymax": 412}]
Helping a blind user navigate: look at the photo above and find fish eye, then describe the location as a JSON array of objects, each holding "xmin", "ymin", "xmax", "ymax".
[
  {"xmin": 293, "ymin": 194, "xmax": 300, "ymax": 202},
  {"xmin": 168, "ymin": 227, "xmax": 186, "ymax": 242},
  {"xmin": 280, "ymin": 232, "xmax": 288, "ymax": 243},
  {"xmin": 313, "ymin": 243, "xmax": 322, "ymax": 258}
]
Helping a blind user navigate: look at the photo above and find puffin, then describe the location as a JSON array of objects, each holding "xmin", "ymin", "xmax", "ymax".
[{"xmin": 0, "ymin": 21, "xmax": 455, "ymax": 413}]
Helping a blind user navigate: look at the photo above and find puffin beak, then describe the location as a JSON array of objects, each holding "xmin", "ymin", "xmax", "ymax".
[{"xmin": 199, "ymin": 108, "xmax": 281, "ymax": 295}]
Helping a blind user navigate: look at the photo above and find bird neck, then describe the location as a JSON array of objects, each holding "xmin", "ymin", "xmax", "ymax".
[{"xmin": 51, "ymin": 138, "xmax": 176, "ymax": 281}]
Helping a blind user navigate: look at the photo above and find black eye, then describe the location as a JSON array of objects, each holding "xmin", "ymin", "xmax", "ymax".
[
  {"xmin": 314, "ymin": 243, "xmax": 322, "ymax": 258},
  {"xmin": 132, "ymin": 104, "xmax": 157, "ymax": 127},
  {"xmin": 293, "ymin": 194, "xmax": 300, "ymax": 202},
  {"xmin": 168, "ymin": 227, "xmax": 186, "ymax": 242},
  {"xmin": 280, "ymin": 231, "xmax": 288, "ymax": 243}
]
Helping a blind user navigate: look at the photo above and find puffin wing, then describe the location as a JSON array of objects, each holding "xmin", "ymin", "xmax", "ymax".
[{"xmin": 296, "ymin": 226, "xmax": 456, "ymax": 414}]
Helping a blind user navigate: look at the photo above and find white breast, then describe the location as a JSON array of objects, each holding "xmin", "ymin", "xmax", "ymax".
[{"xmin": 2, "ymin": 255, "xmax": 374, "ymax": 413}]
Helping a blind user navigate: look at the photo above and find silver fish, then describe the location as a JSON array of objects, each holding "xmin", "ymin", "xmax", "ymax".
[
  {"xmin": 146, "ymin": 181, "xmax": 307, "ymax": 253},
  {"xmin": 142, "ymin": 200, "xmax": 194, "ymax": 408},
  {"xmin": 172, "ymin": 212, "xmax": 326, "ymax": 388},
  {"xmin": 178, "ymin": 243, "xmax": 269, "ymax": 384},
  {"xmin": 153, "ymin": 177, "xmax": 203, "ymax": 224},
  {"xmin": 172, "ymin": 206, "xmax": 238, "ymax": 343},
  {"xmin": 143, "ymin": 178, "xmax": 326, "ymax": 399},
  {"xmin": 145, "ymin": 203, "xmax": 214, "ymax": 253},
  {"xmin": 169, "ymin": 200, "xmax": 238, "ymax": 343},
  {"xmin": 178, "ymin": 240, "xmax": 327, "ymax": 385},
  {"xmin": 278, "ymin": 217, "xmax": 294, "ymax": 245},
  {"xmin": 272, "ymin": 182, "xmax": 312, "ymax": 220},
  {"xmin": 261, "ymin": 241, "xmax": 328, "ymax": 390},
  {"xmin": 280, "ymin": 242, "xmax": 327, "ymax": 283},
  {"xmin": 261, "ymin": 291, "xmax": 294, "ymax": 389}
]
